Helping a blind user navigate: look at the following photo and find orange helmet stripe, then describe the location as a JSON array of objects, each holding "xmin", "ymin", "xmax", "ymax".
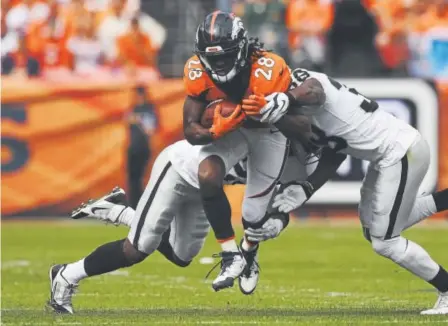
[{"xmin": 209, "ymin": 10, "xmax": 221, "ymax": 41}]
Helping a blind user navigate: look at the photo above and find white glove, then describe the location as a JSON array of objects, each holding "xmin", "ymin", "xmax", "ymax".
[
  {"xmin": 272, "ymin": 182, "xmax": 314, "ymax": 213},
  {"xmin": 244, "ymin": 218, "xmax": 284, "ymax": 242},
  {"xmin": 260, "ymin": 92, "xmax": 290, "ymax": 124}
]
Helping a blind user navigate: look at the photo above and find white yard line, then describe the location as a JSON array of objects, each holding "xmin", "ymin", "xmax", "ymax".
[{"xmin": 1, "ymin": 260, "xmax": 30, "ymax": 269}]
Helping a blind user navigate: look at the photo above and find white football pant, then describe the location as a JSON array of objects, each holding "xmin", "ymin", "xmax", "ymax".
[
  {"xmin": 127, "ymin": 148, "xmax": 209, "ymax": 262},
  {"xmin": 359, "ymin": 135, "xmax": 430, "ymax": 239}
]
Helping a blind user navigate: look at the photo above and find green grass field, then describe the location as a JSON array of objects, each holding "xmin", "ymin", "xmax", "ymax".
[{"xmin": 2, "ymin": 220, "xmax": 448, "ymax": 325}]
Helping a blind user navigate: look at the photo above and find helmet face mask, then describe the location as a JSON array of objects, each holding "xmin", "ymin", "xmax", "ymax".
[
  {"xmin": 194, "ymin": 12, "xmax": 249, "ymax": 84},
  {"xmin": 203, "ymin": 48, "xmax": 238, "ymax": 76}
]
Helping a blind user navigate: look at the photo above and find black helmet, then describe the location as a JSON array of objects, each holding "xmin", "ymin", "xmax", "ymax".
[{"xmin": 194, "ymin": 11, "xmax": 249, "ymax": 83}]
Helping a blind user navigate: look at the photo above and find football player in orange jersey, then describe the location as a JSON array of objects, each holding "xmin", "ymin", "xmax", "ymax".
[{"xmin": 182, "ymin": 11, "xmax": 310, "ymax": 292}]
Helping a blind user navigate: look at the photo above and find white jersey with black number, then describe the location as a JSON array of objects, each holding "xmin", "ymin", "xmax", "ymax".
[
  {"xmin": 290, "ymin": 68, "xmax": 419, "ymax": 168},
  {"xmin": 166, "ymin": 140, "xmax": 250, "ymax": 189}
]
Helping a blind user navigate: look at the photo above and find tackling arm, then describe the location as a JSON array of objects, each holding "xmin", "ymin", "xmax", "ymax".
[
  {"xmin": 275, "ymin": 113, "xmax": 312, "ymax": 148},
  {"xmin": 286, "ymin": 78, "xmax": 326, "ymax": 107},
  {"xmin": 273, "ymin": 147, "xmax": 346, "ymax": 213},
  {"xmin": 183, "ymin": 96, "xmax": 214, "ymax": 145},
  {"xmin": 253, "ymin": 78, "xmax": 326, "ymax": 125},
  {"xmin": 306, "ymin": 147, "xmax": 347, "ymax": 192},
  {"xmin": 243, "ymin": 148, "xmax": 345, "ymax": 241}
]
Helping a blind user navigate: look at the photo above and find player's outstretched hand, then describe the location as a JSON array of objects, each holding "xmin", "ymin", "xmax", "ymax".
[
  {"xmin": 245, "ymin": 218, "xmax": 284, "ymax": 242},
  {"xmin": 209, "ymin": 104, "xmax": 246, "ymax": 139},
  {"xmin": 242, "ymin": 87, "xmax": 267, "ymax": 116},
  {"xmin": 272, "ymin": 181, "xmax": 315, "ymax": 213},
  {"xmin": 259, "ymin": 92, "xmax": 290, "ymax": 124}
]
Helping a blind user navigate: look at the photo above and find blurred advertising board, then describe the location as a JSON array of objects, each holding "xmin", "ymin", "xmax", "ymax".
[
  {"xmin": 1, "ymin": 77, "xmax": 447, "ymax": 217},
  {"xmin": 1, "ymin": 76, "xmax": 185, "ymax": 216}
]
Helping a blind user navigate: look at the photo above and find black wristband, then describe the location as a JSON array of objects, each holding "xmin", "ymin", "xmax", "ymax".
[
  {"xmin": 286, "ymin": 91, "xmax": 299, "ymax": 108},
  {"xmin": 299, "ymin": 181, "xmax": 315, "ymax": 199},
  {"xmin": 270, "ymin": 212, "xmax": 290, "ymax": 230}
]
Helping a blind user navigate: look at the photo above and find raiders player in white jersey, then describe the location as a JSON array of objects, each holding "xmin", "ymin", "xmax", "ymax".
[
  {"xmin": 251, "ymin": 68, "xmax": 448, "ymax": 315},
  {"xmin": 48, "ymin": 130, "xmax": 355, "ymax": 313},
  {"xmin": 47, "ymin": 140, "xmax": 293, "ymax": 314}
]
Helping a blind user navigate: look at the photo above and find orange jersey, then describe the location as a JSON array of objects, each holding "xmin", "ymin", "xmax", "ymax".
[
  {"xmin": 26, "ymin": 19, "xmax": 73, "ymax": 68},
  {"xmin": 285, "ymin": 0, "xmax": 334, "ymax": 49},
  {"xmin": 183, "ymin": 52, "xmax": 291, "ymax": 103},
  {"xmin": 117, "ymin": 32, "xmax": 155, "ymax": 67}
]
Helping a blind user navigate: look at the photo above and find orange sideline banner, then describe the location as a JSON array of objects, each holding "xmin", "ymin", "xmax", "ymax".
[
  {"xmin": 1, "ymin": 76, "xmax": 185, "ymax": 216},
  {"xmin": 1, "ymin": 77, "xmax": 447, "ymax": 218},
  {"xmin": 437, "ymin": 81, "xmax": 448, "ymax": 192}
]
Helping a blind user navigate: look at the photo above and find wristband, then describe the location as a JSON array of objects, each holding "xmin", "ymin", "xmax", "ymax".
[
  {"xmin": 276, "ymin": 212, "xmax": 290, "ymax": 230},
  {"xmin": 299, "ymin": 181, "xmax": 315, "ymax": 199},
  {"xmin": 286, "ymin": 91, "xmax": 299, "ymax": 108}
]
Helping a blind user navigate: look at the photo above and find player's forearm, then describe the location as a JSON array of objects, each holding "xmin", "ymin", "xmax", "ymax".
[
  {"xmin": 286, "ymin": 78, "xmax": 326, "ymax": 107},
  {"xmin": 306, "ymin": 147, "xmax": 346, "ymax": 190},
  {"xmin": 275, "ymin": 114, "xmax": 311, "ymax": 145},
  {"xmin": 183, "ymin": 96, "xmax": 213, "ymax": 145},
  {"xmin": 184, "ymin": 123, "xmax": 214, "ymax": 145}
]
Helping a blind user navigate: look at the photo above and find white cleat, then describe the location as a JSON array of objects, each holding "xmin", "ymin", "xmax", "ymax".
[
  {"xmin": 47, "ymin": 264, "xmax": 77, "ymax": 314},
  {"xmin": 421, "ymin": 292, "xmax": 448, "ymax": 315},
  {"xmin": 71, "ymin": 187, "xmax": 127, "ymax": 225},
  {"xmin": 210, "ymin": 251, "xmax": 246, "ymax": 292},
  {"xmin": 239, "ymin": 244, "xmax": 260, "ymax": 295}
]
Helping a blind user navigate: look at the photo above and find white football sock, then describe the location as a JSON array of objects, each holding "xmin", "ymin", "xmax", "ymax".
[
  {"xmin": 62, "ymin": 258, "xmax": 88, "ymax": 284},
  {"xmin": 220, "ymin": 239, "xmax": 239, "ymax": 252},
  {"xmin": 117, "ymin": 207, "xmax": 135, "ymax": 227},
  {"xmin": 372, "ymin": 236, "xmax": 439, "ymax": 281},
  {"xmin": 403, "ymin": 195, "xmax": 437, "ymax": 230},
  {"xmin": 108, "ymin": 205, "xmax": 134, "ymax": 227}
]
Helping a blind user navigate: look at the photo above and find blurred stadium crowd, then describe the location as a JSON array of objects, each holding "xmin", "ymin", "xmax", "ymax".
[
  {"xmin": 224, "ymin": 0, "xmax": 447, "ymax": 78},
  {"xmin": 1, "ymin": 0, "xmax": 447, "ymax": 79},
  {"xmin": 1, "ymin": 0, "xmax": 165, "ymax": 78}
]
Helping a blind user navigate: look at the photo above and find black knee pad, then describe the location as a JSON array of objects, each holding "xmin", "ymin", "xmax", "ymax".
[
  {"xmin": 171, "ymin": 253, "xmax": 192, "ymax": 268},
  {"xmin": 156, "ymin": 228, "xmax": 191, "ymax": 267}
]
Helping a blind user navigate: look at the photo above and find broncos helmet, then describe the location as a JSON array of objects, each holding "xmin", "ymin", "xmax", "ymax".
[{"xmin": 194, "ymin": 11, "xmax": 249, "ymax": 83}]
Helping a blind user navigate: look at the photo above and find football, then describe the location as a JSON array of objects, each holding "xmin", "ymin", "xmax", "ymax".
[{"xmin": 201, "ymin": 99, "xmax": 238, "ymax": 128}]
